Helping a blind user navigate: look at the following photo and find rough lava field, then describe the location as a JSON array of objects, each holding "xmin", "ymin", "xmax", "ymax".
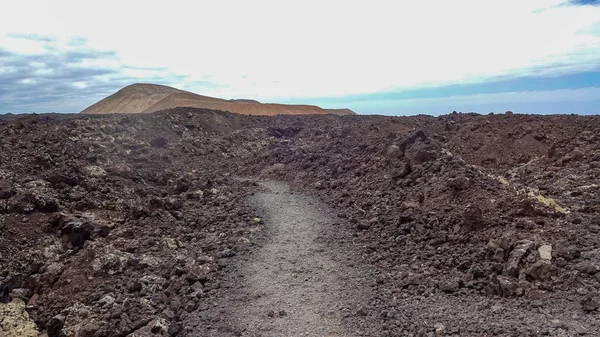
[{"xmin": 1, "ymin": 108, "xmax": 600, "ymax": 336}]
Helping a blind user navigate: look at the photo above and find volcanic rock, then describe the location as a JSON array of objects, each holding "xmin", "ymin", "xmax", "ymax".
[{"xmin": 505, "ymin": 240, "xmax": 534, "ymax": 277}]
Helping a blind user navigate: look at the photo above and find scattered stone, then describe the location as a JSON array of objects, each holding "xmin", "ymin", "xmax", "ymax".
[
  {"xmin": 356, "ymin": 222, "xmax": 371, "ymax": 230},
  {"xmin": 526, "ymin": 261, "xmax": 558, "ymax": 281},
  {"xmin": 463, "ymin": 204, "xmax": 485, "ymax": 231},
  {"xmin": 556, "ymin": 245, "xmax": 581, "ymax": 261},
  {"xmin": 170, "ymin": 210, "xmax": 184, "ymax": 220},
  {"xmin": 91, "ymin": 246, "xmax": 135, "ymax": 276},
  {"xmin": 581, "ymin": 295, "xmax": 599, "ymax": 313},
  {"xmin": 576, "ymin": 261, "xmax": 600, "ymax": 275},
  {"xmin": 505, "ymin": 240, "xmax": 534, "ymax": 277},
  {"xmin": 150, "ymin": 318, "xmax": 169, "ymax": 334},
  {"xmin": 47, "ymin": 314, "xmax": 65, "ymax": 337},
  {"xmin": 356, "ymin": 307, "xmax": 368, "ymax": 316},
  {"xmin": 83, "ymin": 166, "xmax": 107, "ymax": 178},
  {"xmin": 98, "ymin": 294, "xmax": 115, "ymax": 307},
  {"xmin": 54, "ymin": 212, "xmax": 115, "ymax": 248},
  {"xmin": 497, "ymin": 276, "xmax": 524, "ymax": 297},
  {"xmin": 386, "ymin": 144, "xmax": 400, "ymax": 157},
  {"xmin": 128, "ymin": 280, "xmax": 143, "ymax": 293},
  {"xmin": 78, "ymin": 323, "xmax": 101, "ymax": 337},
  {"xmin": 434, "ymin": 322, "xmax": 446, "ymax": 336},
  {"xmin": 217, "ymin": 249, "xmax": 236, "ymax": 258},
  {"xmin": 538, "ymin": 245, "xmax": 552, "ymax": 261},
  {"xmin": 10, "ymin": 288, "xmax": 32, "ymax": 301},
  {"xmin": 439, "ymin": 279, "xmax": 460, "ymax": 293},
  {"xmin": 150, "ymin": 137, "xmax": 168, "ymax": 148},
  {"xmin": 0, "ymin": 179, "xmax": 14, "ymax": 199},
  {"xmin": 490, "ymin": 246, "xmax": 505, "ymax": 263},
  {"xmin": 490, "ymin": 303, "xmax": 503, "ymax": 313},
  {"xmin": 107, "ymin": 164, "xmax": 133, "ymax": 178},
  {"xmin": 447, "ymin": 176, "xmax": 471, "ymax": 190},
  {"xmin": 184, "ymin": 300, "xmax": 196, "ymax": 312}
]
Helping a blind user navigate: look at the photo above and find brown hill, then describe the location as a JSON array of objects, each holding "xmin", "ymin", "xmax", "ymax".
[{"xmin": 81, "ymin": 83, "xmax": 356, "ymax": 116}]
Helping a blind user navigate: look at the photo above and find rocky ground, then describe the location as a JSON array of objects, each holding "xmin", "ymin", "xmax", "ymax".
[{"xmin": 1, "ymin": 108, "xmax": 599, "ymax": 336}]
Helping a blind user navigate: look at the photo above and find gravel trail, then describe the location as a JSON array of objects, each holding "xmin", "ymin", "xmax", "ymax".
[{"xmin": 186, "ymin": 181, "xmax": 375, "ymax": 337}]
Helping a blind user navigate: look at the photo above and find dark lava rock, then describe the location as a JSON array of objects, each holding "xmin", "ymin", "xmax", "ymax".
[
  {"xmin": 47, "ymin": 314, "xmax": 65, "ymax": 337},
  {"xmin": 356, "ymin": 222, "xmax": 371, "ymax": 230},
  {"xmin": 447, "ymin": 176, "xmax": 471, "ymax": 190},
  {"xmin": 525, "ymin": 261, "xmax": 558, "ymax": 281},
  {"xmin": 582, "ymin": 295, "xmax": 599, "ymax": 313},
  {"xmin": 497, "ymin": 276, "xmax": 524, "ymax": 297},
  {"xmin": 150, "ymin": 137, "xmax": 168, "ymax": 148},
  {"xmin": 217, "ymin": 249, "xmax": 236, "ymax": 258},
  {"xmin": 576, "ymin": 261, "xmax": 600, "ymax": 275},
  {"xmin": 463, "ymin": 204, "xmax": 485, "ymax": 231},
  {"xmin": 268, "ymin": 126, "xmax": 301, "ymax": 138},
  {"xmin": 54, "ymin": 212, "xmax": 113, "ymax": 248},
  {"xmin": 439, "ymin": 279, "xmax": 460, "ymax": 293},
  {"xmin": 0, "ymin": 179, "xmax": 14, "ymax": 199},
  {"xmin": 555, "ymin": 245, "xmax": 581, "ymax": 261},
  {"xmin": 79, "ymin": 323, "xmax": 101, "ymax": 337},
  {"xmin": 3, "ymin": 107, "xmax": 600, "ymax": 337},
  {"xmin": 107, "ymin": 164, "xmax": 133, "ymax": 178},
  {"xmin": 505, "ymin": 240, "xmax": 534, "ymax": 277}
]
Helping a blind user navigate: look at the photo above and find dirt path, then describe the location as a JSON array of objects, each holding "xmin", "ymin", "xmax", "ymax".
[{"xmin": 184, "ymin": 181, "xmax": 375, "ymax": 337}]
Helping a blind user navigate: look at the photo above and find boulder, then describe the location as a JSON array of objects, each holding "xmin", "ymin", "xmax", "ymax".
[
  {"xmin": 47, "ymin": 314, "xmax": 65, "ymax": 337},
  {"xmin": 107, "ymin": 164, "xmax": 133, "ymax": 178},
  {"xmin": 581, "ymin": 295, "xmax": 599, "ymax": 313},
  {"xmin": 0, "ymin": 179, "xmax": 14, "ymax": 199},
  {"xmin": 505, "ymin": 240, "xmax": 534, "ymax": 277},
  {"xmin": 447, "ymin": 176, "xmax": 471, "ymax": 190},
  {"xmin": 91, "ymin": 246, "xmax": 135, "ymax": 276},
  {"xmin": 497, "ymin": 275, "xmax": 524, "ymax": 297},
  {"xmin": 463, "ymin": 205, "xmax": 485, "ymax": 230},
  {"xmin": 555, "ymin": 245, "xmax": 580, "ymax": 261},
  {"xmin": 526, "ymin": 261, "xmax": 558, "ymax": 281},
  {"xmin": 576, "ymin": 261, "xmax": 600, "ymax": 275},
  {"xmin": 386, "ymin": 144, "xmax": 400, "ymax": 157},
  {"xmin": 150, "ymin": 137, "xmax": 167, "ymax": 148},
  {"xmin": 54, "ymin": 212, "xmax": 115, "ymax": 248}
]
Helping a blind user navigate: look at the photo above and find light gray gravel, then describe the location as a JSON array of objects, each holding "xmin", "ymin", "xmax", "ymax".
[{"xmin": 184, "ymin": 180, "xmax": 377, "ymax": 337}]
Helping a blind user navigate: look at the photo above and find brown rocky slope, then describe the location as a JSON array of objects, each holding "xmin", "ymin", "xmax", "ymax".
[{"xmin": 81, "ymin": 84, "xmax": 355, "ymax": 116}]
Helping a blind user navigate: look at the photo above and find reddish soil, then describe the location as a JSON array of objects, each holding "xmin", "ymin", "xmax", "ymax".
[{"xmin": 1, "ymin": 108, "xmax": 599, "ymax": 336}]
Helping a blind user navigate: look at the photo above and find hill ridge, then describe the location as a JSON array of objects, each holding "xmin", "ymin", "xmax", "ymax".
[{"xmin": 81, "ymin": 83, "xmax": 356, "ymax": 116}]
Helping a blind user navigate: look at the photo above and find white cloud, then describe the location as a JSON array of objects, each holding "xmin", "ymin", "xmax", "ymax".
[
  {"xmin": 1, "ymin": 0, "xmax": 600, "ymax": 100},
  {"xmin": 73, "ymin": 81, "xmax": 87, "ymax": 89}
]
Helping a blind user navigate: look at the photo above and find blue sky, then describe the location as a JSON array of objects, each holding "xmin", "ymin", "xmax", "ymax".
[
  {"xmin": 1, "ymin": 0, "xmax": 600, "ymax": 115},
  {"xmin": 285, "ymin": 72, "xmax": 600, "ymax": 115}
]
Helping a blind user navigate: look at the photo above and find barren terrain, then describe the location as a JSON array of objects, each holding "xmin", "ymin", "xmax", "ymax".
[
  {"xmin": 81, "ymin": 84, "xmax": 355, "ymax": 116},
  {"xmin": 1, "ymin": 108, "xmax": 600, "ymax": 336}
]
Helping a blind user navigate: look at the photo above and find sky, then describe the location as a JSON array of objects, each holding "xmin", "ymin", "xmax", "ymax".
[{"xmin": 1, "ymin": 0, "xmax": 600, "ymax": 115}]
